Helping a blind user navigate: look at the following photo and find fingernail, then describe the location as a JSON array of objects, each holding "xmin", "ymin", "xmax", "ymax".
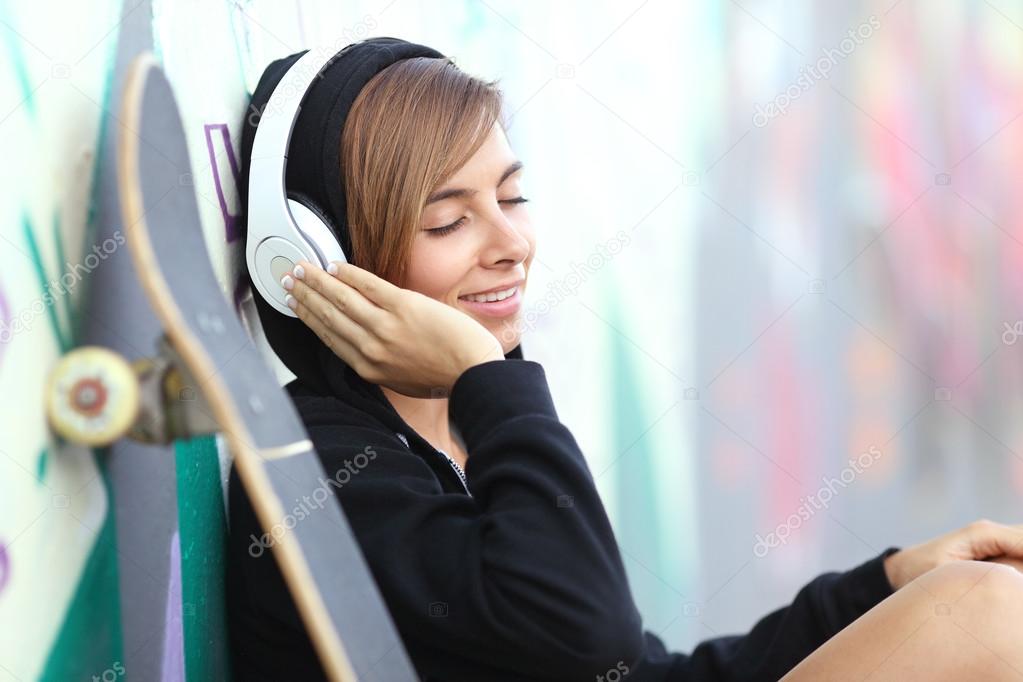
[
  {"xmin": 327, "ymin": 262, "xmax": 338, "ymax": 276},
  {"xmin": 293, "ymin": 264, "xmax": 305, "ymax": 280},
  {"xmin": 280, "ymin": 274, "xmax": 294, "ymax": 291},
  {"xmin": 285, "ymin": 294, "xmax": 296, "ymax": 310}
]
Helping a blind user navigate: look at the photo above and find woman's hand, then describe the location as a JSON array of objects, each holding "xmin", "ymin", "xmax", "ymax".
[
  {"xmin": 282, "ymin": 259, "xmax": 505, "ymax": 398},
  {"xmin": 883, "ymin": 519, "xmax": 1023, "ymax": 591}
]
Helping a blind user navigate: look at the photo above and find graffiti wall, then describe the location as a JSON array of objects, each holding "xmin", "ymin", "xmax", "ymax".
[
  {"xmin": 0, "ymin": 1, "xmax": 125, "ymax": 679},
  {"xmin": 3, "ymin": 0, "xmax": 1022, "ymax": 678}
]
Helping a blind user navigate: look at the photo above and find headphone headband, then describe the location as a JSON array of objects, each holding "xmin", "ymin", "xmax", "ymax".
[
  {"xmin": 249, "ymin": 43, "xmax": 358, "ymax": 165},
  {"xmin": 245, "ymin": 44, "xmax": 358, "ymax": 316},
  {"xmin": 244, "ymin": 37, "xmax": 446, "ymax": 318}
]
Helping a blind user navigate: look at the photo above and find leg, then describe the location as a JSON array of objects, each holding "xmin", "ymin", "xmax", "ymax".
[{"xmin": 781, "ymin": 560, "xmax": 1023, "ymax": 681}]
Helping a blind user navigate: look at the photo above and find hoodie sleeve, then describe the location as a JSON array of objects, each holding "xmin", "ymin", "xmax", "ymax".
[
  {"xmin": 632, "ymin": 546, "xmax": 901, "ymax": 681},
  {"xmin": 280, "ymin": 358, "xmax": 646, "ymax": 680}
]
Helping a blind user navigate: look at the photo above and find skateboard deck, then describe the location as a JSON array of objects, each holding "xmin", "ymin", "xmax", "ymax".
[{"xmin": 110, "ymin": 53, "xmax": 418, "ymax": 682}]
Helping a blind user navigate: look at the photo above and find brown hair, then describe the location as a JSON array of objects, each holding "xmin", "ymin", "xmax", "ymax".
[{"xmin": 340, "ymin": 57, "xmax": 506, "ymax": 287}]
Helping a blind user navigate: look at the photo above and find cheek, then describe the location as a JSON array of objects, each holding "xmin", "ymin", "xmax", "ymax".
[{"xmin": 405, "ymin": 240, "xmax": 466, "ymax": 300}]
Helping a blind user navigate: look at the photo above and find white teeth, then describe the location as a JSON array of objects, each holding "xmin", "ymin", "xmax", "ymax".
[{"xmin": 461, "ymin": 286, "xmax": 517, "ymax": 303}]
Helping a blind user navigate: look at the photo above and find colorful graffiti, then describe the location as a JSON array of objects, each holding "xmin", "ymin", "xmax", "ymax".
[
  {"xmin": 203, "ymin": 123, "xmax": 243, "ymax": 243},
  {"xmin": 5, "ymin": 0, "xmax": 1023, "ymax": 677},
  {"xmin": 1, "ymin": 0, "xmax": 124, "ymax": 677}
]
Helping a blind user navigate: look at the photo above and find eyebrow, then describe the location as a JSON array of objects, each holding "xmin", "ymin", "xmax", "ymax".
[{"xmin": 425, "ymin": 160, "xmax": 524, "ymax": 205}]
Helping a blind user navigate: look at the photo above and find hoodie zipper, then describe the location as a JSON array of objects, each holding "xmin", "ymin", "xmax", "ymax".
[
  {"xmin": 396, "ymin": 432, "xmax": 472, "ymax": 496},
  {"xmin": 437, "ymin": 448, "xmax": 471, "ymax": 496}
]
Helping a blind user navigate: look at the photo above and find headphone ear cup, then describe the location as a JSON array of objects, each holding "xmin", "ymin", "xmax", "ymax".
[{"xmin": 286, "ymin": 191, "xmax": 349, "ymax": 268}]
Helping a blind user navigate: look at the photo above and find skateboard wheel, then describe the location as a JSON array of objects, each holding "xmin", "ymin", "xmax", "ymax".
[{"xmin": 45, "ymin": 346, "xmax": 140, "ymax": 446}]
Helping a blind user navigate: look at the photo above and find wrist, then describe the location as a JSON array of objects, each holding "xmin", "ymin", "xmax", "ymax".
[
  {"xmin": 883, "ymin": 550, "xmax": 904, "ymax": 591},
  {"xmin": 460, "ymin": 342, "xmax": 504, "ymax": 371},
  {"xmin": 447, "ymin": 349, "xmax": 501, "ymax": 393},
  {"xmin": 482, "ymin": 347, "xmax": 505, "ymax": 363}
]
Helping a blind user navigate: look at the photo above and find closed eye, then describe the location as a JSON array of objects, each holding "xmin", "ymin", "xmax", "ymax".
[{"xmin": 425, "ymin": 196, "xmax": 529, "ymax": 236}]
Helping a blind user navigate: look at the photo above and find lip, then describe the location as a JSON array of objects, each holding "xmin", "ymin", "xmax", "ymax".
[{"xmin": 459, "ymin": 279, "xmax": 525, "ymax": 298}]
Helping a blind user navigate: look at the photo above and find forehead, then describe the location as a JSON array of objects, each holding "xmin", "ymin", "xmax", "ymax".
[{"xmin": 445, "ymin": 122, "xmax": 516, "ymax": 181}]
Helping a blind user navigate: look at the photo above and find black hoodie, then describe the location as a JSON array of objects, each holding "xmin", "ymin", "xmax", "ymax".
[
  {"xmin": 231, "ymin": 39, "xmax": 900, "ymax": 681},
  {"xmin": 225, "ymin": 340, "xmax": 901, "ymax": 681}
]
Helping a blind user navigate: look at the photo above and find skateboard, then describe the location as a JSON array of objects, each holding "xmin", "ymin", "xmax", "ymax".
[{"xmin": 45, "ymin": 53, "xmax": 418, "ymax": 682}]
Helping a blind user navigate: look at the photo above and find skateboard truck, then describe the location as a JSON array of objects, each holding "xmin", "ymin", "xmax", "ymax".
[
  {"xmin": 129, "ymin": 336, "xmax": 219, "ymax": 443},
  {"xmin": 46, "ymin": 337, "xmax": 218, "ymax": 446}
]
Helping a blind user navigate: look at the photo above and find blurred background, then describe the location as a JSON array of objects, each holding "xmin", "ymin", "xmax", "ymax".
[{"xmin": 3, "ymin": 0, "xmax": 1022, "ymax": 678}]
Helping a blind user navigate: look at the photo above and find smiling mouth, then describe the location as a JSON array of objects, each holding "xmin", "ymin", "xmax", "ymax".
[{"xmin": 458, "ymin": 285, "xmax": 520, "ymax": 303}]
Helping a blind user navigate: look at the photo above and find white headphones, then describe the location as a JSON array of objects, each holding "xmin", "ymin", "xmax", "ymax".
[{"xmin": 245, "ymin": 45, "xmax": 353, "ymax": 317}]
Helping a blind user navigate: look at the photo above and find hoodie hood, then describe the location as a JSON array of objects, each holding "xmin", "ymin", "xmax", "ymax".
[{"xmin": 238, "ymin": 36, "xmax": 522, "ymax": 395}]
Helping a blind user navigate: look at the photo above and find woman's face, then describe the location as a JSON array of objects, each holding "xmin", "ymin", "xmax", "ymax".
[{"xmin": 405, "ymin": 121, "xmax": 535, "ymax": 354}]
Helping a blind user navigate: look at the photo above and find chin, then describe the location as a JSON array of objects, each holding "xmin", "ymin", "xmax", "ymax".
[
  {"xmin": 449, "ymin": 298, "xmax": 523, "ymax": 353},
  {"xmin": 492, "ymin": 318, "xmax": 522, "ymax": 354}
]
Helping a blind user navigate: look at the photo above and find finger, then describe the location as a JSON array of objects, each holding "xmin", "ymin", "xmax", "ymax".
[
  {"xmin": 287, "ymin": 288, "xmax": 363, "ymax": 369},
  {"xmin": 292, "ymin": 261, "xmax": 384, "ymax": 329},
  {"xmin": 287, "ymin": 276, "xmax": 370, "ymax": 351},
  {"xmin": 328, "ymin": 260, "xmax": 400, "ymax": 311},
  {"xmin": 969, "ymin": 520, "xmax": 1023, "ymax": 560},
  {"xmin": 985, "ymin": 556, "xmax": 1023, "ymax": 574}
]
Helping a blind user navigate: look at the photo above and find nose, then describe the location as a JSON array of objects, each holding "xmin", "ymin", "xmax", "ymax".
[{"xmin": 480, "ymin": 206, "xmax": 530, "ymax": 266}]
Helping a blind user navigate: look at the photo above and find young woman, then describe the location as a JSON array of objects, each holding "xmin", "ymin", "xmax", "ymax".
[{"xmin": 229, "ymin": 37, "xmax": 1023, "ymax": 681}]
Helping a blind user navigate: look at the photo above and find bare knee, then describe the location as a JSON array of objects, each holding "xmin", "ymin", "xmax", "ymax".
[
  {"xmin": 909, "ymin": 559, "xmax": 1023, "ymax": 615},
  {"xmin": 909, "ymin": 559, "xmax": 1023, "ymax": 679},
  {"xmin": 781, "ymin": 564, "xmax": 1023, "ymax": 678},
  {"xmin": 782, "ymin": 560, "xmax": 1023, "ymax": 682}
]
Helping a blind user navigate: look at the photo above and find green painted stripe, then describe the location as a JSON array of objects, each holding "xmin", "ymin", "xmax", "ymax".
[
  {"xmin": 39, "ymin": 449, "xmax": 123, "ymax": 681},
  {"xmin": 175, "ymin": 436, "xmax": 231, "ymax": 681},
  {"xmin": 52, "ymin": 211, "xmax": 79, "ymax": 344},
  {"xmin": 22, "ymin": 213, "xmax": 69, "ymax": 353},
  {"xmin": 36, "ymin": 446, "xmax": 47, "ymax": 484},
  {"xmin": 602, "ymin": 275, "xmax": 697, "ymax": 635},
  {"xmin": 605, "ymin": 282, "xmax": 666, "ymax": 560},
  {"xmin": 0, "ymin": 0, "xmax": 38, "ymax": 119}
]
